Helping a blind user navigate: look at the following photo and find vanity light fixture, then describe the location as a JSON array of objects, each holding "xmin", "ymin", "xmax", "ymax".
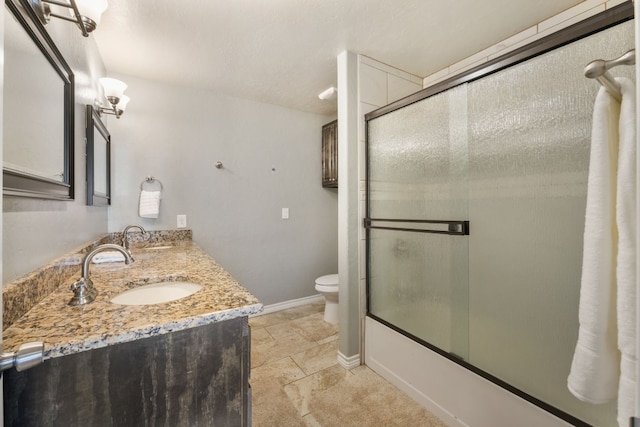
[
  {"xmin": 27, "ymin": 0, "xmax": 108, "ymax": 37},
  {"xmin": 95, "ymin": 77, "xmax": 129, "ymax": 119}
]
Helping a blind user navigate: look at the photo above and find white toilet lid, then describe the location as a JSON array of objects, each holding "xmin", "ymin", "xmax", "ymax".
[{"xmin": 316, "ymin": 274, "xmax": 338, "ymax": 286}]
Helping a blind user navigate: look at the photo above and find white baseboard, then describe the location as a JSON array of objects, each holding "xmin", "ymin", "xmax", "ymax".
[
  {"xmin": 338, "ymin": 351, "xmax": 361, "ymax": 370},
  {"xmin": 251, "ymin": 294, "xmax": 361, "ymax": 371},
  {"xmin": 251, "ymin": 294, "xmax": 324, "ymax": 317}
]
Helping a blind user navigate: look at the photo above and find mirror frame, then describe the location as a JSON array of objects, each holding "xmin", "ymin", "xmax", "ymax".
[
  {"xmin": 3, "ymin": 0, "xmax": 75, "ymax": 200},
  {"xmin": 86, "ymin": 105, "xmax": 110, "ymax": 206}
]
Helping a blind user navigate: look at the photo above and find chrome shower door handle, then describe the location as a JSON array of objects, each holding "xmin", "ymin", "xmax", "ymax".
[{"xmin": 0, "ymin": 341, "xmax": 44, "ymax": 372}]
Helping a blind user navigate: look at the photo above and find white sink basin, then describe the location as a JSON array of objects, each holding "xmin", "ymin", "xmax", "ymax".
[{"xmin": 111, "ymin": 281, "xmax": 202, "ymax": 306}]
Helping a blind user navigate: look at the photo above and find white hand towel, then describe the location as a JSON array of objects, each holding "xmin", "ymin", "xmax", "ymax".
[
  {"xmin": 615, "ymin": 78, "xmax": 636, "ymax": 427},
  {"xmin": 91, "ymin": 251, "xmax": 126, "ymax": 264},
  {"xmin": 139, "ymin": 190, "xmax": 161, "ymax": 219},
  {"xmin": 567, "ymin": 84, "xmax": 621, "ymax": 404}
]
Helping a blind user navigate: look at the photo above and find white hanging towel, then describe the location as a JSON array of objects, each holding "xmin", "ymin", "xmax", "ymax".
[
  {"xmin": 614, "ymin": 78, "xmax": 636, "ymax": 427},
  {"xmin": 567, "ymin": 84, "xmax": 621, "ymax": 404},
  {"xmin": 138, "ymin": 190, "xmax": 161, "ymax": 218}
]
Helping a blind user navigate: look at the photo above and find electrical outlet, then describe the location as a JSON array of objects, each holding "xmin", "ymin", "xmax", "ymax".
[
  {"xmin": 282, "ymin": 208, "xmax": 289, "ymax": 219},
  {"xmin": 177, "ymin": 214, "xmax": 187, "ymax": 228}
]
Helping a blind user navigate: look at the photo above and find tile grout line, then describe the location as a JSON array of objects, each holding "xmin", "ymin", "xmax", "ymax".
[{"xmin": 250, "ymin": 303, "xmax": 449, "ymax": 426}]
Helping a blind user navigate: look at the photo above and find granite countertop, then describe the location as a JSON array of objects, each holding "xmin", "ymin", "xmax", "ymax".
[{"xmin": 2, "ymin": 240, "xmax": 263, "ymax": 359}]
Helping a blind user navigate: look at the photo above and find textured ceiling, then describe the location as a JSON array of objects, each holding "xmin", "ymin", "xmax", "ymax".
[{"xmin": 93, "ymin": 0, "xmax": 585, "ymax": 116}]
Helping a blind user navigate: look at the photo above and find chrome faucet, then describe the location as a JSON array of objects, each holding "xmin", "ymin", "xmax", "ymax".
[
  {"xmin": 121, "ymin": 225, "xmax": 147, "ymax": 256},
  {"xmin": 68, "ymin": 244, "xmax": 133, "ymax": 306}
]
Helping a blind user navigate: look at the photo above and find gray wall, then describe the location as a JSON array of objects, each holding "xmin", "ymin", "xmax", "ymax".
[
  {"xmin": 3, "ymin": 19, "xmax": 108, "ymax": 283},
  {"xmin": 1, "ymin": 21, "xmax": 338, "ymax": 307},
  {"xmin": 107, "ymin": 74, "xmax": 338, "ymax": 305}
]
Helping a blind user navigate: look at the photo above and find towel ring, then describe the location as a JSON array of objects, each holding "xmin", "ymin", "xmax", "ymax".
[{"xmin": 140, "ymin": 176, "xmax": 163, "ymax": 193}]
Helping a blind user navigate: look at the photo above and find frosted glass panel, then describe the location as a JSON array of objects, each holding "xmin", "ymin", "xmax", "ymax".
[
  {"xmin": 467, "ymin": 20, "xmax": 632, "ymax": 426},
  {"xmin": 368, "ymin": 85, "xmax": 468, "ymax": 221},
  {"xmin": 369, "ymin": 229, "xmax": 469, "ymax": 355},
  {"xmin": 368, "ymin": 83, "xmax": 470, "ymax": 358},
  {"xmin": 366, "ymin": 18, "xmax": 634, "ymax": 427}
]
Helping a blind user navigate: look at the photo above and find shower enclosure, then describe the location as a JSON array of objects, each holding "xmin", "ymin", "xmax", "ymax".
[{"xmin": 365, "ymin": 8, "xmax": 634, "ymax": 427}]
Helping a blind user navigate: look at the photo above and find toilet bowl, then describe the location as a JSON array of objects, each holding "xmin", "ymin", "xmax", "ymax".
[{"xmin": 315, "ymin": 274, "xmax": 339, "ymax": 324}]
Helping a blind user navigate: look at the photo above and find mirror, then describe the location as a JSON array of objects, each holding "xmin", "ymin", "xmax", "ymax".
[
  {"xmin": 3, "ymin": 0, "xmax": 75, "ymax": 200},
  {"xmin": 86, "ymin": 105, "xmax": 110, "ymax": 206}
]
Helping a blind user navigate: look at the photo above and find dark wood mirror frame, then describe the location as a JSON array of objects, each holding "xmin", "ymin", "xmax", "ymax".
[
  {"xmin": 86, "ymin": 105, "xmax": 110, "ymax": 206},
  {"xmin": 3, "ymin": 0, "xmax": 75, "ymax": 200}
]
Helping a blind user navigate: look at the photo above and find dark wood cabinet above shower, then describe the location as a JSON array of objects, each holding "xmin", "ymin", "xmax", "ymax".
[{"xmin": 322, "ymin": 120, "xmax": 338, "ymax": 188}]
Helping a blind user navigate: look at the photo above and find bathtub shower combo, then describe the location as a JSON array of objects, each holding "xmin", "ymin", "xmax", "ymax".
[{"xmin": 365, "ymin": 6, "xmax": 635, "ymax": 427}]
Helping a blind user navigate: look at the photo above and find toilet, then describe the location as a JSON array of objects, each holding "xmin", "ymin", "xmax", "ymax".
[{"xmin": 315, "ymin": 274, "xmax": 339, "ymax": 324}]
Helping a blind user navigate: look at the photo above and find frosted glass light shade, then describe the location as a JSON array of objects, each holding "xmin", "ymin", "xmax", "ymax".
[
  {"xmin": 99, "ymin": 77, "xmax": 127, "ymax": 104},
  {"xmin": 117, "ymin": 95, "xmax": 130, "ymax": 112},
  {"xmin": 74, "ymin": 0, "xmax": 108, "ymax": 25}
]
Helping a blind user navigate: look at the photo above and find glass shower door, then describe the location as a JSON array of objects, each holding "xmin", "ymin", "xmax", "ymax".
[
  {"xmin": 464, "ymin": 20, "xmax": 634, "ymax": 425},
  {"xmin": 366, "ymin": 18, "xmax": 634, "ymax": 427},
  {"xmin": 367, "ymin": 85, "xmax": 470, "ymax": 358}
]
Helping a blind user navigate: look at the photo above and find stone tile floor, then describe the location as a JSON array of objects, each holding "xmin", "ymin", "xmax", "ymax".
[{"xmin": 249, "ymin": 301, "xmax": 448, "ymax": 427}]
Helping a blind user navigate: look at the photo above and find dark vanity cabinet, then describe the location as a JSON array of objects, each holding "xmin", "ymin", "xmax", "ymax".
[
  {"xmin": 322, "ymin": 120, "xmax": 338, "ymax": 188},
  {"xmin": 4, "ymin": 317, "xmax": 251, "ymax": 427}
]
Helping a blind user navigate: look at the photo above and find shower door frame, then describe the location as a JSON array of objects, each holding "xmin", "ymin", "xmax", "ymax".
[{"xmin": 364, "ymin": 2, "xmax": 634, "ymax": 426}]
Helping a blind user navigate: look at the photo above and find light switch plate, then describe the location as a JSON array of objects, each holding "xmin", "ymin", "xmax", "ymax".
[
  {"xmin": 177, "ymin": 214, "xmax": 187, "ymax": 228},
  {"xmin": 282, "ymin": 208, "xmax": 289, "ymax": 219}
]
